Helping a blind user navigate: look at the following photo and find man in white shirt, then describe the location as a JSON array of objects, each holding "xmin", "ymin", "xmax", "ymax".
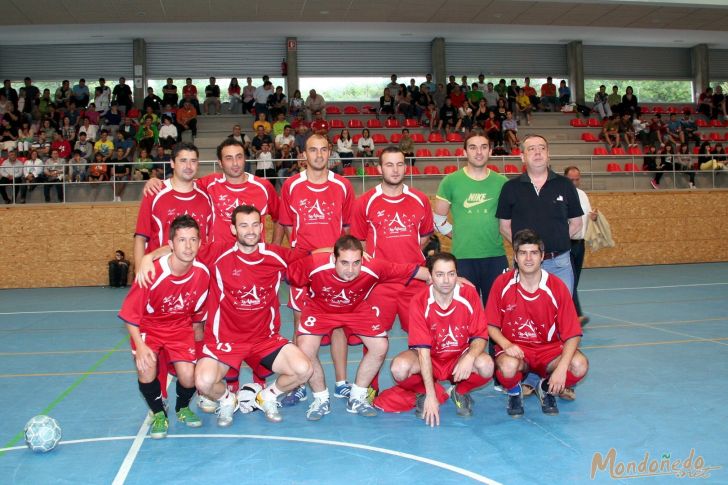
[
  {"xmin": 255, "ymin": 142, "xmax": 275, "ymax": 179},
  {"xmin": 275, "ymin": 125, "xmax": 295, "ymax": 157},
  {"xmin": 0, "ymin": 150, "xmax": 24, "ymax": 203},
  {"xmin": 254, "ymin": 81, "xmax": 274, "ymax": 121},
  {"xmin": 304, "ymin": 89, "xmax": 326, "ymax": 121}
]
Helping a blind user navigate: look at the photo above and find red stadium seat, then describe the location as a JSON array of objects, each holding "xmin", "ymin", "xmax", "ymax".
[
  {"xmin": 693, "ymin": 146, "xmax": 700, "ymax": 154},
  {"xmin": 343, "ymin": 166, "xmax": 357, "ymax": 176},
  {"xmin": 372, "ymin": 134, "xmax": 388, "ymax": 144},
  {"xmin": 587, "ymin": 118, "xmax": 601, "ymax": 127},
  {"xmin": 390, "ymin": 133, "xmax": 402, "ymax": 143},
  {"xmin": 443, "ymin": 165, "xmax": 458, "ymax": 174},
  {"xmin": 329, "ymin": 119, "xmax": 345, "ymax": 128},
  {"xmin": 724, "ymin": 133, "xmax": 728, "ymax": 141},
  {"xmin": 332, "ymin": 135, "xmax": 341, "ymax": 143},
  {"xmin": 627, "ymin": 146, "xmax": 642, "ymax": 155},
  {"xmin": 652, "ymin": 106, "xmax": 665, "ymax": 114},
  {"xmin": 581, "ymin": 132, "xmax": 599, "ymax": 142},
  {"xmin": 411, "ymin": 133, "xmax": 425, "ymax": 143},
  {"xmin": 385, "ymin": 119, "xmax": 401, "ymax": 128},
  {"xmin": 423, "ymin": 165, "xmax": 440, "ymax": 174},
  {"xmin": 487, "ymin": 164, "xmax": 500, "ymax": 173},
  {"xmin": 348, "ymin": 119, "xmax": 363, "ymax": 128},
  {"xmin": 606, "ymin": 163, "xmax": 622, "ymax": 172},
  {"xmin": 127, "ymin": 108, "xmax": 141, "ymax": 119},
  {"xmin": 415, "ymin": 149, "xmax": 432, "ymax": 157},
  {"xmin": 365, "ymin": 165, "xmax": 379, "ymax": 176},
  {"xmin": 666, "ymin": 106, "xmax": 679, "ymax": 114},
  {"xmin": 696, "ymin": 119, "xmax": 708, "ymax": 127},
  {"xmin": 428, "ymin": 132, "xmax": 445, "ymax": 143},
  {"xmin": 624, "ymin": 163, "xmax": 641, "ymax": 172},
  {"xmin": 367, "ymin": 119, "xmax": 382, "ymax": 128},
  {"xmin": 510, "ymin": 147, "xmax": 521, "ymax": 156},
  {"xmin": 352, "ymin": 134, "xmax": 362, "ymax": 143},
  {"xmin": 611, "ymin": 147, "xmax": 626, "ymax": 155},
  {"xmin": 681, "ymin": 106, "xmax": 693, "ymax": 114},
  {"xmin": 504, "ymin": 164, "xmax": 520, "ymax": 173},
  {"xmin": 570, "ymin": 118, "xmax": 588, "ymax": 127},
  {"xmin": 435, "ymin": 148, "xmax": 451, "ymax": 157},
  {"xmin": 454, "ymin": 148, "xmax": 465, "ymax": 156},
  {"xmin": 375, "ymin": 149, "xmax": 383, "ymax": 158},
  {"xmin": 344, "ymin": 105, "xmax": 359, "ymax": 114},
  {"xmin": 404, "ymin": 118, "xmax": 420, "ymax": 128},
  {"xmin": 710, "ymin": 120, "xmax": 722, "ymax": 127},
  {"xmin": 640, "ymin": 106, "xmax": 651, "ymax": 114},
  {"xmin": 326, "ymin": 106, "xmax": 341, "ymax": 115},
  {"xmin": 593, "ymin": 147, "xmax": 608, "ymax": 155},
  {"xmin": 446, "ymin": 132, "xmax": 463, "ymax": 142}
]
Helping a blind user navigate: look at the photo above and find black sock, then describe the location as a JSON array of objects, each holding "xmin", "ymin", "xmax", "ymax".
[
  {"xmin": 541, "ymin": 378, "xmax": 550, "ymax": 393},
  {"xmin": 175, "ymin": 380, "xmax": 196, "ymax": 412},
  {"xmin": 139, "ymin": 379, "xmax": 165, "ymax": 415}
]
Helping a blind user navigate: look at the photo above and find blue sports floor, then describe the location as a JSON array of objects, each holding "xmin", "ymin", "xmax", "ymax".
[{"xmin": 1, "ymin": 263, "xmax": 727, "ymax": 484}]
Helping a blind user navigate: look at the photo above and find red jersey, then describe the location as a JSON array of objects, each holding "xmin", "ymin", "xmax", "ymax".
[
  {"xmin": 134, "ymin": 179, "xmax": 213, "ymax": 253},
  {"xmin": 350, "ymin": 184, "xmax": 433, "ymax": 265},
  {"xmin": 408, "ymin": 283, "xmax": 487, "ymax": 360},
  {"xmin": 286, "ymin": 252, "xmax": 418, "ymax": 315},
  {"xmin": 118, "ymin": 253, "xmax": 210, "ymax": 329},
  {"xmin": 279, "ymin": 170, "xmax": 354, "ymax": 251},
  {"xmin": 485, "ymin": 269, "xmax": 582, "ymax": 347},
  {"xmin": 197, "ymin": 172, "xmax": 280, "ymax": 244},
  {"xmin": 198, "ymin": 242, "xmax": 295, "ymax": 344}
]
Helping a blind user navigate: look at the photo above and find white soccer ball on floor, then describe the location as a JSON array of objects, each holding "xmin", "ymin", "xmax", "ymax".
[
  {"xmin": 237, "ymin": 383, "xmax": 263, "ymax": 414},
  {"xmin": 24, "ymin": 415, "xmax": 62, "ymax": 453}
]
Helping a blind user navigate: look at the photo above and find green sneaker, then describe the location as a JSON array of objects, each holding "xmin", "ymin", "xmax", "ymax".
[
  {"xmin": 176, "ymin": 407, "xmax": 202, "ymax": 428},
  {"xmin": 150, "ymin": 411, "xmax": 168, "ymax": 439},
  {"xmin": 450, "ymin": 389, "xmax": 473, "ymax": 417},
  {"xmin": 366, "ymin": 386, "xmax": 378, "ymax": 404}
]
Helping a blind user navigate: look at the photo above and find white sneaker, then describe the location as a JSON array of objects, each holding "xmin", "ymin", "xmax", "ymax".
[
  {"xmin": 215, "ymin": 392, "xmax": 238, "ymax": 427},
  {"xmin": 198, "ymin": 394, "xmax": 217, "ymax": 414},
  {"xmin": 255, "ymin": 392, "xmax": 283, "ymax": 423}
]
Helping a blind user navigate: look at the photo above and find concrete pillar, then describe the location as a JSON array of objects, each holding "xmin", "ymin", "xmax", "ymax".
[
  {"xmin": 286, "ymin": 37, "xmax": 298, "ymax": 96},
  {"xmin": 132, "ymin": 38, "xmax": 146, "ymax": 108},
  {"xmin": 691, "ymin": 44, "xmax": 709, "ymax": 101},
  {"xmin": 431, "ymin": 37, "xmax": 446, "ymax": 85},
  {"xmin": 566, "ymin": 41, "xmax": 584, "ymax": 105}
]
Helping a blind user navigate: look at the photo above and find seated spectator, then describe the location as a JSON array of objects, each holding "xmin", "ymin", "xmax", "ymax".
[
  {"xmin": 158, "ymin": 116, "xmax": 177, "ymax": 151},
  {"xmin": 507, "ymin": 79, "xmax": 520, "ymax": 112},
  {"xmin": 676, "ymin": 143, "xmax": 697, "ymax": 188},
  {"xmin": 42, "ymin": 149, "xmax": 65, "ymax": 202},
  {"xmin": 275, "ymin": 125, "xmax": 295, "ymax": 158},
  {"xmin": 713, "ymin": 85, "xmax": 727, "ymax": 120},
  {"xmin": 457, "ymin": 105, "xmax": 474, "ymax": 134},
  {"xmin": 77, "ymin": 117, "xmax": 98, "ymax": 142},
  {"xmin": 540, "ymin": 77, "xmax": 558, "ymax": 112},
  {"xmin": 397, "ymin": 90, "xmax": 416, "ymax": 119},
  {"xmin": 357, "ymin": 128, "xmax": 375, "ymax": 159},
  {"xmin": 449, "ymin": 85, "xmax": 466, "ymax": 110},
  {"xmin": 432, "ymin": 83, "xmax": 447, "ymax": 109},
  {"xmin": 72, "ymin": 78, "xmax": 90, "ymax": 108},
  {"xmin": 138, "ymin": 106, "xmax": 159, "ymax": 127},
  {"xmin": 642, "ymin": 144, "xmax": 659, "ymax": 172},
  {"xmin": 59, "ymin": 117, "xmax": 76, "ymax": 145},
  {"xmin": 73, "ymin": 131, "xmax": 94, "ymax": 163},
  {"xmin": 38, "ymin": 89, "xmax": 54, "ymax": 119},
  {"xmin": 0, "ymin": 117, "xmax": 18, "ymax": 153},
  {"xmin": 522, "ymin": 77, "xmax": 540, "ymax": 110},
  {"xmin": 445, "ymin": 75, "xmax": 458, "ymax": 95},
  {"xmin": 242, "ymin": 77, "xmax": 256, "ymax": 114},
  {"xmin": 607, "ymin": 86, "xmax": 622, "ymax": 115},
  {"xmin": 336, "ymin": 129, "xmax": 355, "ymax": 164},
  {"xmin": 438, "ymin": 98, "xmax": 458, "ymax": 134},
  {"xmin": 254, "ymin": 81, "xmax": 275, "ymax": 120},
  {"xmin": 68, "ymin": 150, "xmax": 88, "ymax": 182},
  {"xmin": 252, "ymin": 111, "xmax": 272, "ymax": 134},
  {"xmin": 176, "ymin": 100, "xmax": 198, "ymax": 138},
  {"xmin": 228, "ymin": 124, "xmax": 251, "ymax": 157},
  {"xmin": 696, "ymin": 141, "xmax": 713, "ymax": 169},
  {"xmin": 227, "ymin": 78, "xmax": 242, "ymax": 114},
  {"xmin": 161, "ymin": 103, "xmax": 177, "ymax": 124},
  {"xmin": 110, "ymin": 147, "xmax": 131, "ymax": 201},
  {"xmin": 288, "ymin": 89, "xmax": 304, "ymax": 118},
  {"xmin": 276, "ymin": 143, "xmax": 298, "ymax": 185},
  {"xmin": 398, "ymin": 128, "xmax": 415, "ymax": 159},
  {"xmin": 108, "ymin": 250, "xmax": 130, "ymax": 288},
  {"xmin": 293, "ymin": 124, "xmax": 310, "ymax": 157},
  {"xmin": 16, "ymin": 121, "xmax": 34, "ymax": 156},
  {"xmin": 255, "ymin": 142, "xmax": 275, "ymax": 179},
  {"xmin": 602, "ymin": 115, "xmax": 620, "ymax": 149},
  {"xmin": 380, "ymin": 88, "xmax": 395, "ymax": 117},
  {"xmin": 31, "ymin": 131, "xmax": 51, "ymax": 159},
  {"xmin": 460, "ymin": 75, "xmax": 470, "ymax": 93},
  {"xmin": 181, "ymin": 77, "xmax": 200, "ymax": 114},
  {"xmin": 151, "ymin": 145, "xmax": 169, "ymax": 178},
  {"xmin": 203, "ymin": 77, "xmax": 221, "ymax": 115},
  {"xmin": 466, "ymin": 83, "xmax": 483, "ymax": 111},
  {"xmin": 515, "ymin": 88, "xmax": 533, "ymax": 125},
  {"xmin": 54, "ymin": 80, "xmax": 72, "ymax": 108},
  {"xmin": 423, "ymin": 102, "xmax": 439, "ymax": 131},
  {"xmin": 713, "ymin": 143, "xmax": 727, "ymax": 166},
  {"xmin": 502, "ymin": 110, "xmax": 519, "ymax": 148},
  {"xmin": 697, "ymin": 87, "xmax": 714, "ymax": 119},
  {"xmin": 650, "ymin": 114, "xmax": 667, "ymax": 147},
  {"xmin": 327, "ymin": 142, "xmax": 343, "ymax": 174},
  {"xmin": 666, "ymin": 113, "xmax": 683, "ymax": 146},
  {"xmin": 268, "ymin": 85, "xmax": 287, "ymax": 118},
  {"xmin": 94, "ymin": 129, "xmax": 115, "ymax": 163},
  {"xmin": 309, "ymin": 110, "xmax": 329, "ymax": 136},
  {"xmin": 619, "ymin": 113, "xmax": 636, "ymax": 147},
  {"xmin": 251, "ymin": 125, "xmax": 273, "ymax": 158},
  {"xmin": 0, "ymin": 150, "xmax": 24, "ymax": 204},
  {"xmin": 84, "ymin": 103, "xmax": 101, "ymax": 126},
  {"xmin": 112, "ymin": 77, "xmax": 133, "ymax": 115},
  {"xmin": 593, "ymin": 85, "xmax": 612, "ymax": 119},
  {"xmin": 21, "ymin": 149, "xmax": 44, "ymax": 202},
  {"xmin": 484, "ymin": 110, "xmax": 502, "ymax": 147},
  {"xmin": 680, "ymin": 111, "xmax": 700, "ymax": 148},
  {"xmin": 483, "ymin": 82, "xmax": 499, "ymax": 111},
  {"xmin": 494, "ymin": 78, "xmax": 508, "ymax": 101},
  {"xmin": 558, "ymin": 80, "xmax": 571, "ymax": 107},
  {"xmin": 133, "ymin": 148, "xmax": 154, "ymax": 180},
  {"xmin": 621, "ymin": 86, "xmax": 640, "ymax": 117},
  {"xmin": 271, "ymin": 112, "xmax": 288, "ymax": 138},
  {"xmin": 304, "ymin": 88, "xmax": 326, "ymax": 122},
  {"xmin": 162, "ymin": 78, "xmax": 179, "ymax": 108},
  {"xmin": 651, "ymin": 143, "xmax": 695, "ymax": 189},
  {"xmin": 88, "ymin": 152, "xmax": 109, "ymax": 182},
  {"xmin": 494, "ymin": 98, "xmax": 508, "ymax": 125},
  {"xmin": 474, "ymin": 98, "xmax": 489, "ymax": 127},
  {"xmin": 51, "ymin": 132, "xmax": 72, "ymax": 160},
  {"xmin": 143, "ymin": 87, "xmax": 163, "ymax": 114},
  {"xmin": 119, "ymin": 116, "xmax": 137, "ymax": 140}
]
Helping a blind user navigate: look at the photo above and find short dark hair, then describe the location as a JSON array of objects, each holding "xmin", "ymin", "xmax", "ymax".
[
  {"xmin": 172, "ymin": 142, "xmax": 199, "ymax": 160},
  {"xmin": 169, "ymin": 214, "xmax": 200, "ymax": 240},
  {"xmin": 512, "ymin": 229, "xmax": 545, "ymax": 253},
  {"xmin": 231, "ymin": 204, "xmax": 261, "ymax": 225},
  {"xmin": 217, "ymin": 138, "xmax": 246, "ymax": 161},
  {"xmin": 563, "ymin": 166, "xmax": 580, "ymax": 176},
  {"xmin": 378, "ymin": 146, "xmax": 404, "ymax": 165},
  {"xmin": 463, "ymin": 127, "xmax": 490, "ymax": 149},
  {"xmin": 426, "ymin": 251, "xmax": 456, "ymax": 273},
  {"xmin": 334, "ymin": 235, "xmax": 363, "ymax": 259}
]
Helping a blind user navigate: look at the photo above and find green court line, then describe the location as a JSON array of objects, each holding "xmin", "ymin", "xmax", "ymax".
[{"xmin": 0, "ymin": 336, "xmax": 128, "ymax": 457}]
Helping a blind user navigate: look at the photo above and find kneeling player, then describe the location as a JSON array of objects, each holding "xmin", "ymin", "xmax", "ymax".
[
  {"xmin": 193, "ymin": 205, "xmax": 312, "ymax": 425},
  {"xmin": 384, "ymin": 252, "xmax": 493, "ymax": 426},
  {"xmin": 486, "ymin": 229, "xmax": 589, "ymax": 417},
  {"xmin": 119, "ymin": 215, "xmax": 210, "ymax": 439}
]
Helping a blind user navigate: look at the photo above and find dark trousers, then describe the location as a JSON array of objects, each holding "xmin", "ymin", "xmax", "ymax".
[
  {"xmin": 456, "ymin": 255, "xmax": 509, "ymax": 307},
  {"xmin": 570, "ymin": 239, "xmax": 585, "ymax": 316},
  {"xmin": 109, "ymin": 261, "xmax": 130, "ymax": 287},
  {"xmin": 0, "ymin": 176, "xmax": 22, "ymax": 202}
]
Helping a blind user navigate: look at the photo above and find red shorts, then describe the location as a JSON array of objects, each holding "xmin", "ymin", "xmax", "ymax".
[
  {"xmin": 495, "ymin": 343, "xmax": 564, "ymax": 378},
  {"xmin": 201, "ymin": 333, "xmax": 289, "ymax": 379},
  {"xmin": 131, "ymin": 324, "xmax": 196, "ymax": 364},
  {"xmin": 297, "ymin": 305, "xmax": 386, "ymax": 340},
  {"xmin": 368, "ymin": 280, "xmax": 427, "ymax": 332}
]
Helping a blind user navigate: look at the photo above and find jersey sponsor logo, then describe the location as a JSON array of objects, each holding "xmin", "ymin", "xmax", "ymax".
[
  {"xmin": 161, "ymin": 292, "xmax": 197, "ymax": 313},
  {"xmin": 462, "ymin": 193, "xmax": 493, "ymax": 209},
  {"xmin": 308, "ymin": 199, "xmax": 325, "ymax": 220},
  {"xmin": 331, "ymin": 289, "xmax": 351, "ymax": 305},
  {"xmin": 387, "ymin": 212, "xmax": 407, "ymax": 233},
  {"xmin": 436, "ymin": 324, "xmax": 465, "ymax": 352},
  {"xmin": 515, "ymin": 317, "xmax": 538, "ymax": 339},
  {"xmin": 237, "ymin": 285, "xmax": 262, "ymax": 306}
]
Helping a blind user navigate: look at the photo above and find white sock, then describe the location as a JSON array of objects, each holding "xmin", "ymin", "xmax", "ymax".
[
  {"xmin": 335, "ymin": 380, "xmax": 347, "ymax": 387},
  {"xmin": 313, "ymin": 389, "xmax": 329, "ymax": 401},
  {"xmin": 350, "ymin": 384, "xmax": 367, "ymax": 402},
  {"xmin": 219, "ymin": 390, "xmax": 232, "ymax": 403},
  {"xmin": 261, "ymin": 383, "xmax": 282, "ymax": 401}
]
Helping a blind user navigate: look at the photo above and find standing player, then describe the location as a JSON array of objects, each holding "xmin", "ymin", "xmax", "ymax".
[
  {"xmin": 119, "ymin": 215, "xmax": 210, "ymax": 439},
  {"xmin": 287, "ymin": 236, "xmax": 432, "ymax": 420},
  {"xmin": 486, "ymin": 229, "xmax": 589, "ymax": 417},
  {"xmin": 279, "ymin": 134, "xmax": 355, "ymax": 406},
  {"xmin": 384, "ymin": 252, "xmax": 493, "ymax": 426},
  {"xmin": 350, "ymin": 146, "xmax": 433, "ymax": 396}
]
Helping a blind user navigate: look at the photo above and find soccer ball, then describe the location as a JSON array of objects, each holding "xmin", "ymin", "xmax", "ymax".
[
  {"xmin": 24, "ymin": 415, "xmax": 62, "ymax": 453},
  {"xmin": 237, "ymin": 383, "xmax": 263, "ymax": 414}
]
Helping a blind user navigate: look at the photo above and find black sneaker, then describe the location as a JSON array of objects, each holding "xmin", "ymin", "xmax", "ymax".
[
  {"xmin": 414, "ymin": 393, "xmax": 426, "ymax": 419},
  {"xmin": 507, "ymin": 392, "xmax": 524, "ymax": 418},
  {"xmin": 537, "ymin": 379, "xmax": 559, "ymax": 415},
  {"xmin": 450, "ymin": 389, "xmax": 473, "ymax": 417}
]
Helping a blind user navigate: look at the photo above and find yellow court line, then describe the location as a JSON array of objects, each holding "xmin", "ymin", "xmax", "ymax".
[
  {"xmin": 0, "ymin": 349, "xmax": 125, "ymax": 356},
  {"xmin": 0, "ymin": 370, "xmax": 137, "ymax": 378},
  {"xmin": 584, "ymin": 317, "xmax": 728, "ymax": 329},
  {"xmin": 581, "ymin": 337, "xmax": 728, "ymax": 350}
]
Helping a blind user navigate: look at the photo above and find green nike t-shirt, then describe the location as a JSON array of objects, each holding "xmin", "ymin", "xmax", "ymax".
[{"xmin": 436, "ymin": 167, "xmax": 507, "ymax": 259}]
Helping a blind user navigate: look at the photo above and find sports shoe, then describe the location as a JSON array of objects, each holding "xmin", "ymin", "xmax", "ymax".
[
  {"xmin": 347, "ymin": 397, "xmax": 378, "ymax": 417},
  {"xmin": 176, "ymin": 407, "xmax": 202, "ymax": 428},
  {"xmin": 507, "ymin": 392, "xmax": 524, "ymax": 418},
  {"xmin": 306, "ymin": 397, "xmax": 331, "ymax": 421},
  {"xmin": 414, "ymin": 394, "xmax": 426, "ymax": 420},
  {"xmin": 334, "ymin": 382, "xmax": 351, "ymax": 399},
  {"xmin": 281, "ymin": 385, "xmax": 307, "ymax": 407},
  {"xmin": 215, "ymin": 392, "xmax": 238, "ymax": 427},
  {"xmin": 198, "ymin": 394, "xmax": 217, "ymax": 414},
  {"xmin": 147, "ymin": 398, "xmax": 169, "ymax": 419},
  {"xmin": 650, "ymin": 179, "xmax": 659, "ymax": 190},
  {"xmin": 366, "ymin": 386, "xmax": 378, "ymax": 404},
  {"xmin": 537, "ymin": 379, "xmax": 559, "ymax": 415},
  {"xmin": 255, "ymin": 392, "xmax": 283, "ymax": 423},
  {"xmin": 450, "ymin": 389, "xmax": 473, "ymax": 417},
  {"xmin": 150, "ymin": 411, "xmax": 168, "ymax": 439}
]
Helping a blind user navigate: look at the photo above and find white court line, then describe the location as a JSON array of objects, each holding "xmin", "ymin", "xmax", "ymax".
[
  {"xmin": 580, "ymin": 282, "xmax": 728, "ymax": 292},
  {"xmin": 0, "ymin": 309, "xmax": 117, "ymax": 315},
  {"xmin": 5, "ymin": 433, "xmax": 500, "ymax": 484}
]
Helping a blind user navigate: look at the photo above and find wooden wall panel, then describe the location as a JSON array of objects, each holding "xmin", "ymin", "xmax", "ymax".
[{"xmin": 1, "ymin": 191, "xmax": 727, "ymax": 289}]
